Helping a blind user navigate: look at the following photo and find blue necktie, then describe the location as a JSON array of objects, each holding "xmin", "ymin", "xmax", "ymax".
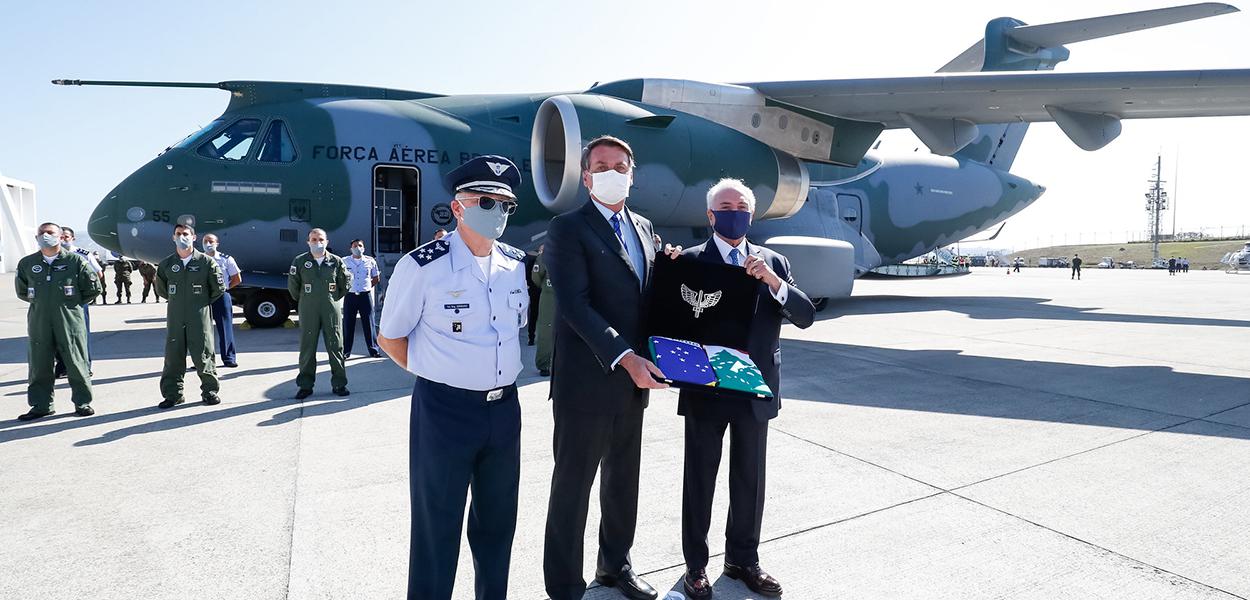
[
  {"xmin": 729, "ymin": 248, "xmax": 741, "ymax": 266},
  {"xmin": 610, "ymin": 213, "xmax": 626, "ymax": 246}
]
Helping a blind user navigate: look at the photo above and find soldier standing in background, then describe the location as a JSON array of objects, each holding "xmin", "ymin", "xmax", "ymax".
[
  {"xmin": 139, "ymin": 261, "xmax": 161, "ymax": 303},
  {"xmin": 530, "ymin": 244, "xmax": 554, "ymax": 376},
  {"xmin": 114, "ymin": 257, "xmax": 134, "ymax": 303}
]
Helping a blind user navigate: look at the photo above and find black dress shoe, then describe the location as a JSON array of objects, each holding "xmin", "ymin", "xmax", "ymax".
[
  {"xmin": 18, "ymin": 408, "xmax": 55, "ymax": 421},
  {"xmin": 157, "ymin": 397, "xmax": 185, "ymax": 409},
  {"xmin": 202, "ymin": 392, "xmax": 221, "ymax": 405},
  {"xmin": 594, "ymin": 568, "xmax": 657, "ymax": 600},
  {"xmin": 333, "ymin": 387, "xmax": 350, "ymax": 397},
  {"xmin": 75, "ymin": 405, "xmax": 95, "ymax": 417},
  {"xmin": 369, "ymin": 351, "xmax": 382, "ymax": 358},
  {"xmin": 723, "ymin": 562, "xmax": 782, "ymax": 597},
  {"xmin": 683, "ymin": 568, "xmax": 713, "ymax": 599},
  {"xmin": 294, "ymin": 388, "xmax": 313, "ymax": 400},
  {"xmin": 222, "ymin": 361, "xmax": 238, "ymax": 368},
  {"xmin": 539, "ymin": 369, "xmax": 551, "ymax": 377}
]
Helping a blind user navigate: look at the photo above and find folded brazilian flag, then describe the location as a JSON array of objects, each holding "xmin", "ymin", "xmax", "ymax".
[{"xmin": 649, "ymin": 336, "xmax": 773, "ymax": 398}]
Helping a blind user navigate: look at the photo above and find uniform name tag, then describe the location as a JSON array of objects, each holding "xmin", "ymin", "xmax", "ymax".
[
  {"xmin": 304, "ymin": 283, "xmax": 312, "ymax": 294},
  {"xmin": 63, "ymin": 284, "xmax": 75, "ymax": 297},
  {"xmin": 444, "ymin": 303, "xmax": 470, "ymax": 313},
  {"xmin": 169, "ymin": 284, "xmax": 177, "ymax": 295}
]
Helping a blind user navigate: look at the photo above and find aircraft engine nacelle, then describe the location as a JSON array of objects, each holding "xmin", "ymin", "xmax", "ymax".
[{"xmin": 531, "ymin": 94, "xmax": 809, "ymax": 225}]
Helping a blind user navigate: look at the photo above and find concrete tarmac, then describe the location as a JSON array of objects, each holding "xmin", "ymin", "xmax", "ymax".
[{"xmin": 1, "ymin": 268, "xmax": 1247, "ymax": 599}]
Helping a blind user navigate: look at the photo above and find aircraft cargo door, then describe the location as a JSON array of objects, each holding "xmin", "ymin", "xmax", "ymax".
[{"xmin": 372, "ymin": 165, "xmax": 421, "ymax": 276}]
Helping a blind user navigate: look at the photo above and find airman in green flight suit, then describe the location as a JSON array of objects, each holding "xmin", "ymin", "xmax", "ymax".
[
  {"xmin": 15, "ymin": 222, "xmax": 101, "ymax": 421},
  {"xmin": 155, "ymin": 223, "xmax": 225, "ymax": 408},
  {"xmin": 530, "ymin": 244, "xmax": 555, "ymax": 376},
  {"xmin": 288, "ymin": 228, "xmax": 351, "ymax": 399}
]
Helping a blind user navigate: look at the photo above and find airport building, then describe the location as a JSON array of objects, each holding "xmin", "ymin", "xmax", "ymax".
[{"xmin": 0, "ymin": 172, "xmax": 37, "ymax": 273}]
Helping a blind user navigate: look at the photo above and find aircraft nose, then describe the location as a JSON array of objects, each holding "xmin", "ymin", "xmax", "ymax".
[{"xmin": 88, "ymin": 193, "xmax": 122, "ymax": 254}]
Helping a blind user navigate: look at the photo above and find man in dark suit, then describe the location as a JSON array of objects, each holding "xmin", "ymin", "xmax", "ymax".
[
  {"xmin": 543, "ymin": 136, "xmax": 668, "ymax": 600},
  {"xmin": 672, "ymin": 178, "xmax": 816, "ymax": 599}
]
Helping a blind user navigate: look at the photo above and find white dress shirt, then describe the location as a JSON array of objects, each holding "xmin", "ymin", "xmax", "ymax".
[
  {"xmin": 710, "ymin": 235, "xmax": 789, "ymax": 305},
  {"xmin": 344, "ymin": 254, "xmax": 380, "ymax": 293}
]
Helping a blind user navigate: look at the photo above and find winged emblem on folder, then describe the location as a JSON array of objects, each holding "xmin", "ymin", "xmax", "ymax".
[{"xmin": 680, "ymin": 284, "xmax": 722, "ymax": 318}]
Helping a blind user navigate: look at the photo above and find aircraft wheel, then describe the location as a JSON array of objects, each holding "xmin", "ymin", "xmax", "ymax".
[
  {"xmin": 244, "ymin": 291, "xmax": 291, "ymax": 328},
  {"xmin": 812, "ymin": 297, "xmax": 829, "ymax": 312}
]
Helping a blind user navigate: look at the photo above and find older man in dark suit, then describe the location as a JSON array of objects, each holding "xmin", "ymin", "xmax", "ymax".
[
  {"xmin": 672, "ymin": 178, "xmax": 816, "ymax": 599},
  {"xmin": 542, "ymin": 135, "xmax": 668, "ymax": 600}
]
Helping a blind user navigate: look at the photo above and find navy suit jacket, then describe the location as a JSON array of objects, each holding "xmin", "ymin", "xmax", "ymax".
[{"xmin": 676, "ymin": 238, "xmax": 816, "ymax": 422}]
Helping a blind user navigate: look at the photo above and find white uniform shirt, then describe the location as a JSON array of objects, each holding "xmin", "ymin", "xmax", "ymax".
[
  {"xmin": 206, "ymin": 251, "xmax": 240, "ymax": 288},
  {"xmin": 344, "ymin": 255, "xmax": 380, "ymax": 293},
  {"xmin": 379, "ymin": 231, "xmax": 529, "ymax": 391},
  {"xmin": 69, "ymin": 246, "xmax": 102, "ymax": 274}
]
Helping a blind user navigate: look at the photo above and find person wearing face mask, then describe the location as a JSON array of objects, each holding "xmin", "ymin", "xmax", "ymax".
[
  {"xmin": 376, "ymin": 155, "xmax": 530, "ymax": 600},
  {"xmin": 14, "ymin": 222, "xmax": 102, "ymax": 420},
  {"xmin": 543, "ymin": 136, "xmax": 667, "ymax": 600},
  {"xmin": 288, "ymin": 228, "xmax": 351, "ymax": 399},
  {"xmin": 154, "ymin": 223, "xmax": 226, "ymax": 409},
  {"xmin": 201, "ymin": 234, "xmax": 242, "ymax": 368},
  {"xmin": 342, "ymin": 239, "xmax": 382, "ymax": 359},
  {"xmin": 662, "ymin": 179, "xmax": 815, "ymax": 599},
  {"xmin": 52, "ymin": 226, "xmax": 104, "ymax": 378}
]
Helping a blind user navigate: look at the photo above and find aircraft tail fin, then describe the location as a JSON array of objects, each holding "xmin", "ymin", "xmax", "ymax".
[{"xmin": 940, "ymin": 3, "xmax": 1238, "ymax": 169}]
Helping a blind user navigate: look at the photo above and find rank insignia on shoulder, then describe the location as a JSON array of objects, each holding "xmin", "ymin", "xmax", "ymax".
[
  {"xmin": 411, "ymin": 240, "xmax": 450, "ymax": 266},
  {"xmin": 496, "ymin": 243, "xmax": 525, "ymax": 261}
]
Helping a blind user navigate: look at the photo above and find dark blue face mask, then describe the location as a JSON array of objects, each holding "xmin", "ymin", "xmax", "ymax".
[{"xmin": 711, "ymin": 209, "xmax": 752, "ymax": 240}]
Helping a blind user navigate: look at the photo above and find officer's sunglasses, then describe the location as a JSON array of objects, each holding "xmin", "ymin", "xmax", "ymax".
[{"xmin": 468, "ymin": 196, "xmax": 518, "ymax": 215}]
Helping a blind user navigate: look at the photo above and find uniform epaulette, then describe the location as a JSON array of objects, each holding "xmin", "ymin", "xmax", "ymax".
[
  {"xmin": 409, "ymin": 239, "xmax": 451, "ymax": 266},
  {"xmin": 496, "ymin": 242, "xmax": 525, "ymax": 262}
]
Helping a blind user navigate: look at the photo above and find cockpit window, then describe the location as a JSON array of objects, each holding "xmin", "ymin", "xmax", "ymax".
[
  {"xmin": 257, "ymin": 120, "xmax": 298, "ymax": 163},
  {"xmin": 197, "ymin": 118, "xmax": 262, "ymax": 161},
  {"xmin": 173, "ymin": 118, "xmax": 226, "ymax": 150}
]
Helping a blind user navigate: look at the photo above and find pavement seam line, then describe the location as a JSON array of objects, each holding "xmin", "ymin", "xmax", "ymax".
[
  {"xmin": 946, "ymin": 492, "xmax": 1250, "ymax": 600},
  {"xmin": 818, "ymin": 347, "xmax": 1250, "ymax": 433},
  {"xmin": 282, "ymin": 398, "xmax": 306, "ymax": 600},
  {"xmin": 772, "ymin": 427, "xmax": 949, "ymax": 492}
]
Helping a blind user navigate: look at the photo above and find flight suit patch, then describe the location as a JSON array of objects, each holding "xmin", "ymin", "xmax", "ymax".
[
  {"xmin": 52, "ymin": 264, "xmax": 67, "ymax": 272},
  {"xmin": 304, "ymin": 283, "xmax": 312, "ymax": 294},
  {"xmin": 193, "ymin": 284, "xmax": 203, "ymax": 295},
  {"xmin": 289, "ymin": 265, "xmax": 297, "ymax": 275},
  {"xmin": 304, "ymin": 261, "xmax": 313, "ymax": 269},
  {"xmin": 31, "ymin": 264, "xmax": 42, "ymax": 274},
  {"xmin": 188, "ymin": 265, "xmax": 200, "ymax": 272},
  {"xmin": 452, "ymin": 321, "xmax": 463, "ymax": 333},
  {"xmin": 328, "ymin": 282, "xmax": 336, "ymax": 293},
  {"xmin": 171, "ymin": 264, "xmax": 181, "ymax": 273},
  {"xmin": 169, "ymin": 284, "xmax": 177, "ymax": 295},
  {"xmin": 62, "ymin": 284, "xmax": 75, "ymax": 297},
  {"xmin": 27, "ymin": 287, "xmax": 35, "ymax": 299}
]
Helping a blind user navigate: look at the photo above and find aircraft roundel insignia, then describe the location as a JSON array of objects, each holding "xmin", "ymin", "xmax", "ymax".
[
  {"xmin": 171, "ymin": 264, "xmax": 181, "ymax": 273},
  {"xmin": 304, "ymin": 261, "xmax": 313, "ymax": 269},
  {"xmin": 486, "ymin": 161, "xmax": 509, "ymax": 176},
  {"xmin": 31, "ymin": 264, "xmax": 43, "ymax": 274}
]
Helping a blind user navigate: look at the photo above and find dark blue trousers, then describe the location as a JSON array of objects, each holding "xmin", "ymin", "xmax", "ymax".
[
  {"xmin": 409, "ymin": 377, "xmax": 520, "ymax": 600},
  {"xmin": 210, "ymin": 292, "xmax": 236, "ymax": 364},
  {"xmin": 343, "ymin": 292, "xmax": 378, "ymax": 356}
]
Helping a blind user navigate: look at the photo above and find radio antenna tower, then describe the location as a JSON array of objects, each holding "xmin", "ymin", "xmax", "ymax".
[{"xmin": 1145, "ymin": 154, "xmax": 1168, "ymax": 263}]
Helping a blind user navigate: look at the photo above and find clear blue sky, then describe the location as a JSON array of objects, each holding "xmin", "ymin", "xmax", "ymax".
[{"xmin": 2, "ymin": 0, "xmax": 1248, "ymax": 250}]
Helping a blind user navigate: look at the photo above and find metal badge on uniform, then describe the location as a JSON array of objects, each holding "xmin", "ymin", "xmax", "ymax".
[
  {"xmin": 172, "ymin": 264, "xmax": 181, "ymax": 273},
  {"xmin": 53, "ymin": 264, "xmax": 67, "ymax": 272},
  {"xmin": 62, "ymin": 284, "xmax": 75, "ymax": 297},
  {"xmin": 168, "ymin": 284, "xmax": 177, "ymax": 295},
  {"xmin": 452, "ymin": 321, "xmax": 463, "ymax": 333},
  {"xmin": 303, "ymin": 283, "xmax": 312, "ymax": 294},
  {"xmin": 193, "ymin": 283, "xmax": 203, "ymax": 295},
  {"xmin": 188, "ymin": 265, "xmax": 200, "ymax": 272}
]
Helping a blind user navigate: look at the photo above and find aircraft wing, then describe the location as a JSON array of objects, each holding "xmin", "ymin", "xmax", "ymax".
[{"xmin": 744, "ymin": 68, "xmax": 1250, "ymax": 153}]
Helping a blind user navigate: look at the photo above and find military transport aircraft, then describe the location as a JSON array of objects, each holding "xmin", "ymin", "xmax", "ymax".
[{"xmin": 67, "ymin": 3, "xmax": 1250, "ymax": 326}]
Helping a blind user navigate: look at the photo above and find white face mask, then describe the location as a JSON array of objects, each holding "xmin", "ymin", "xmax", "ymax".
[
  {"xmin": 351, "ymin": 247, "xmax": 364, "ymax": 257},
  {"xmin": 309, "ymin": 241, "xmax": 327, "ymax": 255},
  {"xmin": 39, "ymin": 233, "xmax": 61, "ymax": 249},
  {"xmin": 60, "ymin": 239, "xmax": 72, "ymax": 249},
  {"xmin": 203, "ymin": 242, "xmax": 217, "ymax": 253},
  {"xmin": 175, "ymin": 235, "xmax": 194, "ymax": 250},
  {"xmin": 590, "ymin": 170, "xmax": 630, "ymax": 206}
]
